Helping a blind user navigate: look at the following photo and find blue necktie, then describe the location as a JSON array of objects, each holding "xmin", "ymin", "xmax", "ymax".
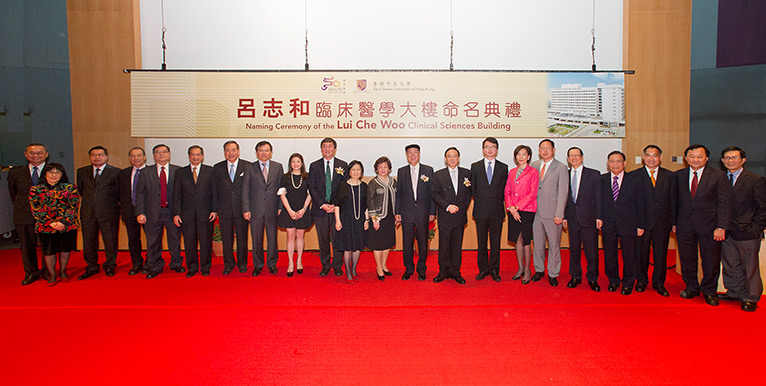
[
  {"xmin": 571, "ymin": 170, "xmax": 578, "ymax": 202},
  {"xmin": 229, "ymin": 164, "xmax": 235, "ymax": 182},
  {"xmin": 32, "ymin": 166, "xmax": 39, "ymax": 185},
  {"xmin": 486, "ymin": 162, "xmax": 493, "ymax": 184},
  {"xmin": 132, "ymin": 168, "xmax": 140, "ymax": 205}
]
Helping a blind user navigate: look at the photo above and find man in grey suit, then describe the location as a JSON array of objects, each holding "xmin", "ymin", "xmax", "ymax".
[
  {"xmin": 243, "ymin": 141, "xmax": 284, "ymax": 276},
  {"xmin": 136, "ymin": 144, "xmax": 182, "ymax": 279},
  {"xmin": 530, "ymin": 139, "xmax": 569, "ymax": 286}
]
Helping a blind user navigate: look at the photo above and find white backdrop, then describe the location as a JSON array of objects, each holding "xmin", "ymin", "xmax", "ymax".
[{"xmin": 138, "ymin": 0, "xmax": 625, "ymax": 172}]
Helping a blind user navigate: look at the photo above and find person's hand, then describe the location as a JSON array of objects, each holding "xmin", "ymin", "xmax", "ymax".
[
  {"xmin": 554, "ymin": 217, "xmax": 563, "ymax": 225},
  {"xmin": 173, "ymin": 215, "xmax": 182, "ymax": 227},
  {"xmin": 209, "ymin": 212, "xmax": 218, "ymax": 222},
  {"xmin": 373, "ymin": 220, "xmax": 380, "ymax": 230},
  {"xmin": 335, "ymin": 221, "xmax": 342, "ymax": 231},
  {"xmin": 137, "ymin": 214, "xmax": 146, "ymax": 224},
  {"xmin": 562, "ymin": 219, "xmax": 568, "ymax": 229},
  {"xmin": 395, "ymin": 214, "xmax": 402, "ymax": 223},
  {"xmin": 512, "ymin": 211, "xmax": 522, "ymax": 222},
  {"xmin": 243, "ymin": 211, "xmax": 251, "ymax": 221},
  {"xmin": 429, "ymin": 215, "xmax": 436, "ymax": 222},
  {"xmin": 713, "ymin": 228, "xmax": 726, "ymax": 241},
  {"xmin": 447, "ymin": 204, "xmax": 459, "ymax": 214},
  {"xmin": 596, "ymin": 219, "xmax": 603, "ymax": 230},
  {"xmin": 637, "ymin": 228, "xmax": 644, "ymax": 237},
  {"xmin": 364, "ymin": 220, "xmax": 369, "ymax": 230}
]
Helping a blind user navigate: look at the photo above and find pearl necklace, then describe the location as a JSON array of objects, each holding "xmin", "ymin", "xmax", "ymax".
[
  {"xmin": 350, "ymin": 182, "xmax": 361, "ymax": 220},
  {"xmin": 290, "ymin": 173, "xmax": 302, "ymax": 189}
]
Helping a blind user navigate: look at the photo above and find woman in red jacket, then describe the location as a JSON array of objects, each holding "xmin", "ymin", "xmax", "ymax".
[{"xmin": 504, "ymin": 145, "xmax": 539, "ymax": 284}]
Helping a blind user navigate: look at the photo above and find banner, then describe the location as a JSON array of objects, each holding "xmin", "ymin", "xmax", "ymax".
[{"xmin": 130, "ymin": 71, "xmax": 625, "ymax": 138}]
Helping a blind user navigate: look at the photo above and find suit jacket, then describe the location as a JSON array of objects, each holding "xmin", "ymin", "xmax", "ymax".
[
  {"xmin": 242, "ymin": 160, "xmax": 284, "ymax": 218},
  {"xmin": 431, "ymin": 167, "xmax": 472, "ymax": 228},
  {"xmin": 599, "ymin": 171, "xmax": 646, "ymax": 236},
  {"xmin": 530, "ymin": 158, "xmax": 569, "ymax": 219},
  {"xmin": 76, "ymin": 164, "xmax": 120, "ymax": 223},
  {"xmin": 7, "ymin": 164, "xmax": 37, "ymax": 225},
  {"xmin": 674, "ymin": 166, "xmax": 732, "ymax": 235},
  {"xmin": 135, "ymin": 163, "xmax": 180, "ymax": 223},
  {"xmin": 728, "ymin": 169, "xmax": 766, "ymax": 241},
  {"xmin": 212, "ymin": 159, "xmax": 249, "ymax": 218},
  {"xmin": 395, "ymin": 163, "xmax": 436, "ymax": 222},
  {"xmin": 308, "ymin": 157, "xmax": 349, "ymax": 218},
  {"xmin": 118, "ymin": 166, "xmax": 142, "ymax": 222},
  {"xmin": 631, "ymin": 166, "xmax": 676, "ymax": 231},
  {"xmin": 173, "ymin": 164, "xmax": 217, "ymax": 221},
  {"xmin": 564, "ymin": 166, "xmax": 601, "ymax": 228},
  {"xmin": 470, "ymin": 159, "xmax": 509, "ymax": 220}
]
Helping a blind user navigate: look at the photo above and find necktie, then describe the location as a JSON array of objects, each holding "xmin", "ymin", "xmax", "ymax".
[
  {"xmin": 729, "ymin": 173, "xmax": 734, "ymax": 187},
  {"xmin": 451, "ymin": 169, "xmax": 458, "ymax": 195},
  {"xmin": 229, "ymin": 163, "xmax": 235, "ymax": 182},
  {"xmin": 411, "ymin": 167, "xmax": 418, "ymax": 201},
  {"xmin": 262, "ymin": 162, "xmax": 268, "ymax": 181},
  {"xmin": 325, "ymin": 161, "xmax": 332, "ymax": 201},
  {"xmin": 94, "ymin": 168, "xmax": 101, "ymax": 182},
  {"xmin": 691, "ymin": 171, "xmax": 698, "ymax": 198},
  {"xmin": 32, "ymin": 166, "xmax": 39, "ymax": 185},
  {"xmin": 650, "ymin": 170, "xmax": 656, "ymax": 187},
  {"xmin": 160, "ymin": 166, "xmax": 168, "ymax": 208},
  {"xmin": 571, "ymin": 169, "xmax": 578, "ymax": 202},
  {"xmin": 612, "ymin": 175, "xmax": 619, "ymax": 201},
  {"xmin": 486, "ymin": 161, "xmax": 493, "ymax": 184},
  {"xmin": 132, "ymin": 168, "xmax": 140, "ymax": 205},
  {"xmin": 540, "ymin": 163, "xmax": 547, "ymax": 181},
  {"xmin": 192, "ymin": 166, "xmax": 198, "ymax": 184}
]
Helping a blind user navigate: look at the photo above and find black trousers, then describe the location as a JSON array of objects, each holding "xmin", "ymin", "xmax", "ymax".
[
  {"xmin": 437, "ymin": 224, "xmax": 464, "ymax": 277},
  {"xmin": 677, "ymin": 230, "xmax": 722, "ymax": 295},
  {"xmin": 636, "ymin": 224, "xmax": 670, "ymax": 287},
  {"xmin": 181, "ymin": 214, "xmax": 214, "ymax": 273},
  {"xmin": 475, "ymin": 216, "xmax": 503, "ymax": 274},
  {"xmin": 144, "ymin": 209, "xmax": 182, "ymax": 273},
  {"xmin": 401, "ymin": 218, "xmax": 429, "ymax": 275},
  {"xmin": 16, "ymin": 223, "xmax": 41, "ymax": 275},
  {"xmin": 603, "ymin": 231, "xmax": 637, "ymax": 287},
  {"xmin": 123, "ymin": 216, "xmax": 145, "ymax": 268},
  {"xmin": 568, "ymin": 223, "xmax": 599, "ymax": 282},
  {"xmin": 81, "ymin": 216, "xmax": 119, "ymax": 272},
  {"xmin": 219, "ymin": 214, "xmax": 249, "ymax": 270},
  {"xmin": 250, "ymin": 215, "xmax": 279, "ymax": 269},
  {"xmin": 314, "ymin": 213, "xmax": 342, "ymax": 270}
]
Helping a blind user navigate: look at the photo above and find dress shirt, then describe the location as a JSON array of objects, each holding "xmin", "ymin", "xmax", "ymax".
[
  {"xmin": 28, "ymin": 162, "xmax": 45, "ymax": 177},
  {"xmin": 610, "ymin": 171, "xmax": 625, "ymax": 189},
  {"xmin": 727, "ymin": 168, "xmax": 743, "ymax": 186},
  {"xmin": 570, "ymin": 165, "xmax": 583, "ymax": 200},
  {"xmin": 689, "ymin": 166, "xmax": 705, "ymax": 191},
  {"xmin": 410, "ymin": 163, "xmax": 420, "ymax": 200},
  {"xmin": 449, "ymin": 166, "xmax": 459, "ymax": 194},
  {"xmin": 156, "ymin": 163, "xmax": 169, "ymax": 183}
]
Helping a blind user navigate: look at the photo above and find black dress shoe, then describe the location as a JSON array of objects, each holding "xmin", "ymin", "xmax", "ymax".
[
  {"xmin": 402, "ymin": 272, "xmax": 412, "ymax": 280},
  {"xmin": 287, "ymin": 271, "xmax": 294, "ymax": 278},
  {"xmin": 383, "ymin": 270, "xmax": 392, "ymax": 276},
  {"xmin": 128, "ymin": 266, "xmax": 142, "ymax": 276},
  {"xmin": 253, "ymin": 268, "xmax": 263, "ymax": 276},
  {"xmin": 172, "ymin": 266, "xmax": 186, "ymax": 273},
  {"xmin": 77, "ymin": 270, "xmax": 99, "ymax": 281},
  {"xmin": 146, "ymin": 271, "xmax": 161, "ymax": 279},
  {"xmin": 703, "ymin": 293, "xmax": 719, "ymax": 306},
  {"xmin": 238, "ymin": 266, "xmax": 247, "ymax": 273},
  {"xmin": 418, "ymin": 272, "xmax": 426, "ymax": 281},
  {"xmin": 549, "ymin": 277, "xmax": 558, "ymax": 287},
  {"xmin": 654, "ymin": 285, "xmax": 669, "ymax": 297},
  {"xmin": 105, "ymin": 268, "xmax": 116, "ymax": 277},
  {"xmin": 621, "ymin": 287, "xmax": 633, "ymax": 295},
  {"xmin": 377, "ymin": 274, "xmax": 385, "ymax": 281},
  {"xmin": 717, "ymin": 292, "xmax": 740, "ymax": 302},
  {"xmin": 222, "ymin": 267, "xmax": 233, "ymax": 275},
  {"xmin": 607, "ymin": 283, "xmax": 619, "ymax": 292},
  {"xmin": 319, "ymin": 268, "xmax": 329, "ymax": 277},
  {"xmin": 21, "ymin": 274, "xmax": 39, "ymax": 286},
  {"xmin": 454, "ymin": 276, "xmax": 466, "ymax": 284},
  {"xmin": 334, "ymin": 268, "xmax": 344, "ymax": 276},
  {"xmin": 141, "ymin": 266, "xmax": 150, "ymax": 275},
  {"xmin": 490, "ymin": 271, "xmax": 501, "ymax": 282},
  {"xmin": 679, "ymin": 289, "xmax": 700, "ymax": 299},
  {"xmin": 475, "ymin": 271, "xmax": 488, "ymax": 280},
  {"xmin": 567, "ymin": 278, "xmax": 582, "ymax": 288},
  {"xmin": 741, "ymin": 301, "xmax": 757, "ymax": 312},
  {"xmin": 296, "ymin": 268, "xmax": 303, "ymax": 274},
  {"xmin": 433, "ymin": 274, "xmax": 448, "ymax": 283},
  {"xmin": 635, "ymin": 282, "xmax": 647, "ymax": 293},
  {"xmin": 588, "ymin": 281, "xmax": 601, "ymax": 292},
  {"xmin": 268, "ymin": 266, "xmax": 278, "ymax": 274},
  {"xmin": 186, "ymin": 271, "xmax": 197, "ymax": 278},
  {"xmin": 201, "ymin": 270, "xmax": 210, "ymax": 277},
  {"xmin": 531, "ymin": 272, "xmax": 544, "ymax": 282}
]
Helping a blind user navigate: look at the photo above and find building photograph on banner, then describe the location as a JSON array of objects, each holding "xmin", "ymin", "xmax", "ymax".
[{"xmin": 131, "ymin": 71, "xmax": 625, "ymax": 138}]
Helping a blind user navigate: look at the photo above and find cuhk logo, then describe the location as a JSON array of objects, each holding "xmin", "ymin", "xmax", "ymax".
[{"xmin": 357, "ymin": 79, "xmax": 367, "ymax": 91}]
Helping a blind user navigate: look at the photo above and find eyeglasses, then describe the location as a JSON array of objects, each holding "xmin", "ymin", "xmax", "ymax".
[
  {"xmin": 722, "ymin": 156, "xmax": 741, "ymax": 161},
  {"xmin": 483, "ymin": 145, "xmax": 498, "ymax": 150},
  {"xmin": 47, "ymin": 170, "xmax": 62, "ymax": 175},
  {"xmin": 153, "ymin": 150, "xmax": 169, "ymax": 154}
]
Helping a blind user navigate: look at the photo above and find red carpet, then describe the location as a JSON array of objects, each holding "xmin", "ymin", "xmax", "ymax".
[{"xmin": 1, "ymin": 248, "xmax": 763, "ymax": 385}]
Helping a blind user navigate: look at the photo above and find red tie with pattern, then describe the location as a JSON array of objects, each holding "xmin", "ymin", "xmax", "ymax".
[
  {"xmin": 160, "ymin": 166, "xmax": 168, "ymax": 208},
  {"xmin": 690, "ymin": 171, "xmax": 698, "ymax": 199}
]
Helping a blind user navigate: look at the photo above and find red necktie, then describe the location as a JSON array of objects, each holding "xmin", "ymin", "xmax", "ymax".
[
  {"xmin": 160, "ymin": 166, "xmax": 168, "ymax": 207},
  {"xmin": 690, "ymin": 171, "xmax": 698, "ymax": 199}
]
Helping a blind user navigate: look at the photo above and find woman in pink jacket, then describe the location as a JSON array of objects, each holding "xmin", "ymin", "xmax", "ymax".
[{"xmin": 504, "ymin": 145, "xmax": 539, "ymax": 284}]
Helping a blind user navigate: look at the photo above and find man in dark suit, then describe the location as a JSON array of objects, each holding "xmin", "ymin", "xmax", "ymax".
[
  {"xmin": 597, "ymin": 151, "xmax": 645, "ymax": 295},
  {"xmin": 633, "ymin": 145, "xmax": 676, "ymax": 297},
  {"xmin": 395, "ymin": 144, "xmax": 436, "ymax": 281},
  {"xmin": 431, "ymin": 147, "xmax": 472, "ymax": 284},
  {"xmin": 173, "ymin": 145, "xmax": 217, "ymax": 277},
  {"xmin": 211, "ymin": 140, "xmax": 250, "ymax": 275},
  {"xmin": 243, "ymin": 141, "xmax": 283, "ymax": 276},
  {"xmin": 718, "ymin": 146, "xmax": 765, "ymax": 312},
  {"xmin": 118, "ymin": 147, "xmax": 147, "ymax": 275},
  {"xmin": 8, "ymin": 143, "xmax": 48, "ymax": 285},
  {"xmin": 563, "ymin": 147, "xmax": 602, "ymax": 292},
  {"xmin": 136, "ymin": 144, "xmax": 182, "ymax": 279},
  {"xmin": 308, "ymin": 137, "xmax": 348, "ymax": 277},
  {"xmin": 674, "ymin": 144, "xmax": 731, "ymax": 306},
  {"xmin": 470, "ymin": 137, "xmax": 508, "ymax": 282},
  {"xmin": 76, "ymin": 146, "xmax": 121, "ymax": 279}
]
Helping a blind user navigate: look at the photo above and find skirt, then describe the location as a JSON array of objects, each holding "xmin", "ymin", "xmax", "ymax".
[
  {"xmin": 39, "ymin": 230, "xmax": 77, "ymax": 255},
  {"xmin": 507, "ymin": 211, "xmax": 534, "ymax": 245}
]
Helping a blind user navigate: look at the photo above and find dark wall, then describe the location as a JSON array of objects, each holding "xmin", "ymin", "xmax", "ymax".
[{"xmin": 0, "ymin": 0, "xmax": 74, "ymax": 173}]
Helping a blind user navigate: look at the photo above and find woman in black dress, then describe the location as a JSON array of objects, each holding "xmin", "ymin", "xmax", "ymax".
[
  {"xmin": 277, "ymin": 153, "xmax": 312, "ymax": 277},
  {"xmin": 28, "ymin": 163, "xmax": 80, "ymax": 286},
  {"xmin": 333, "ymin": 160, "xmax": 369, "ymax": 283},
  {"xmin": 367, "ymin": 156, "xmax": 397, "ymax": 280}
]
